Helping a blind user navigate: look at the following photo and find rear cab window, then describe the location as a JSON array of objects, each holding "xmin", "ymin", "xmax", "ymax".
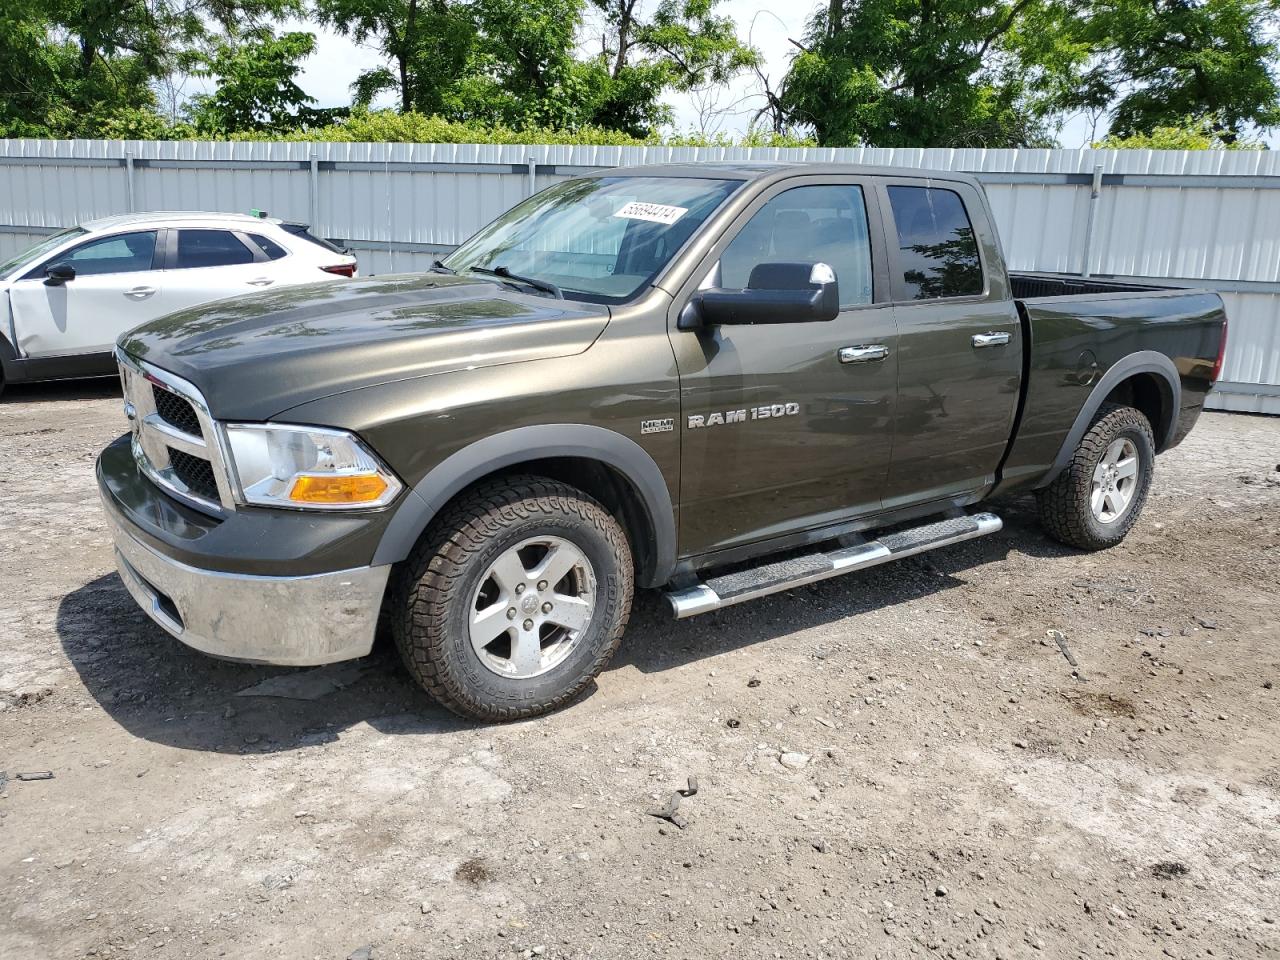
[{"xmin": 886, "ymin": 186, "xmax": 984, "ymax": 300}]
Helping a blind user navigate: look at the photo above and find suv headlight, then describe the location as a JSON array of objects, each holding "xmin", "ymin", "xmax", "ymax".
[{"xmin": 224, "ymin": 423, "xmax": 403, "ymax": 510}]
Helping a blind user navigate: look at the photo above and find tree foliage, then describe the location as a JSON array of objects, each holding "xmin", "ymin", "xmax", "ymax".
[
  {"xmin": 1096, "ymin": 114, "xmax": 1267, "ymax": 148},
  {"xmin": 314, "ymin": 0, "xmax": 479, "ymax": 115},
  {"xmin": 312, "ymin": 0, "xmax": 755, "ymax": 136},
  {"xmin": 583, "ymin": 0, "xmax": 758, "ymax": 134},
  {"xmin": 2, "ymin": 0, "xmax": 1279, "ymax": 147},
  {"xmin": 779, "ymin": 0, "xmax": 1280, "ymax": 147},
  {"xmin": 224, "ymin": 107, "xmax": 816, "ymax": 144},
  {"xmin": 0, "ymin": 0, "xmax": 72, "ymax": 136},
  {"xmin": 783, "ymin": 0, "xmax": 1084, "ymax": 147},
  {"xmin": 0, "ymin": 0, "xmax": 302, "ymax": 137},
  {"xmin": 1063, "ymin": 0, "xmax": 1280, "ymax": 141},
  {"xmin": 187, "ymin": 29, "xmax": 319, "ymax": 133}
]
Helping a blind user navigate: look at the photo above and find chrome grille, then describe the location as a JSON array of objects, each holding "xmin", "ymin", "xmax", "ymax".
[
  {"xmin": 168, "ymin": 448, "xmax": 220, "ymax": 501},
  {"xmin": 117, "ymin": 351, "xmax": 234, "ymax": 514},
  {"xmin": 152, "ymin": 387, "xmax": 201, "ymax": 437}
]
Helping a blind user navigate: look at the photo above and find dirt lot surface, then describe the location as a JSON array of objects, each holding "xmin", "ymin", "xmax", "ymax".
[{"xmin": 1, "ymin": 380, "xmax": 1278, "ymax": 960}]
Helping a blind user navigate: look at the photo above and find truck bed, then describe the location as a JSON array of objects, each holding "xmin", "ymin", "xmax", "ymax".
[
  {"xmin": 1009, "ymin": 271, "xmax": 1177, "ymax": 300},
  {"xmin": 995, "ymin": 272, "xmax": 1226, "ymax": 496}
]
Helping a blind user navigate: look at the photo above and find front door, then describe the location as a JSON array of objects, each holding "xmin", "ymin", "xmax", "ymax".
[
  {"xmin": 9, "ymin": 229, "xmax": 165, "ymax": 358},
  {"xmin": 877, "ymin": 181, "xmax": 1022, "ymax": 508},
  {"xmin": 670, "ymin": 179, "xmax": 898, "ymax": 558}
]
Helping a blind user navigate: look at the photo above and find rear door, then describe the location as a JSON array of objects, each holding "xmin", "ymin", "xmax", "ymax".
[
  {"xmin": 669, "ymin": 176, "xmax": 898, "ymax": 558},
  {"xmin": 8, "ymin": 229, "xmax": 165, "ymax": 358},
  {"xmin": 162, "ymin": 228, "xmax": 281, "ymax": 312},
  {"xmin": 877, "ymin": 180, "xmax": 1022, "ymax": 507}
]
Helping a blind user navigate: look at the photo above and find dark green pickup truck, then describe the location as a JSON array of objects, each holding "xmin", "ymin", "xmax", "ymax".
[{"xmin": 98, "ymin": 162, "xmax": 1227, "ymax": 720}]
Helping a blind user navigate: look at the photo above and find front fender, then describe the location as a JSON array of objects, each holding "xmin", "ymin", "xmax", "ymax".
[{"xmin": 372, "ymin": 423, "xmax": 677, "ymax": 588}]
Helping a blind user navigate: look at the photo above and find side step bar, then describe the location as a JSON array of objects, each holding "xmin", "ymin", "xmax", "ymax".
[{"xmin": 665, "ymin": 512, "xmax": 1003, "ymax": 619}]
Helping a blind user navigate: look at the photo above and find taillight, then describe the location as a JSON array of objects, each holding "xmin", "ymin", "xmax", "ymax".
[
  {"xmin": 322, "ymin": 263, "xmax": 356, "ymax": 278},
  {"xmin": 1210, "ymin": 318, "xmax": 1228, "ymax": 382}
]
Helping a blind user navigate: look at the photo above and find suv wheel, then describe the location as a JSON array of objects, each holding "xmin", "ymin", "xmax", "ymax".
[
  {"xmin": 392, "ymin": 476, "xmax": 634, "ymax": 721},
  {"xmin": 1036, "ymin": 403, "xmax": 1155, "ymax": 550}
]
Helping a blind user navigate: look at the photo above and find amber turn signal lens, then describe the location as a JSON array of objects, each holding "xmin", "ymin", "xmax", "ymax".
[{"xmin": 288, "ymin": 474, "xmax": 389, "ymax": 504}]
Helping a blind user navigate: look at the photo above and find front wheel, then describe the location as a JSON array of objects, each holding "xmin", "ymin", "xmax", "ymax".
[
  {"xmin": 1036, "ymin": 403, "xmax": 1156, "ymax": 551},
  {"xmin": 391, "ymin": 476, "xmax": 634, "ymax": 721}
]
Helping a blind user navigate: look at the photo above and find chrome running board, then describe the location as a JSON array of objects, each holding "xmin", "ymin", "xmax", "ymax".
[{"xmin": 665, "ymin": 512, "xmax": 1003, "ymax": 619}]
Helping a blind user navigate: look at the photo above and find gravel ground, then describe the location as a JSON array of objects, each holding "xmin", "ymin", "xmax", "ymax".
[{"xmin": 1, "ymin": 379, "xmax": 1278, "ymax": 960}]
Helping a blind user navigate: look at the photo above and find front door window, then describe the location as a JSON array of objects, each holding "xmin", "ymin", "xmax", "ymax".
[{"xmin": 719, "ymin": 184, "xmax": 874, "ymax": 306}]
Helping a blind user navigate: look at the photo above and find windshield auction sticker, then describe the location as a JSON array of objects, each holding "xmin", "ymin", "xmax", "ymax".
[{"xmin": 613, "ymin": 201, "xmax": 688, "ymax": 225}]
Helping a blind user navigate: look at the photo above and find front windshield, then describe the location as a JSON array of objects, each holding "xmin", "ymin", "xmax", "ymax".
[
  {"xmin": 444, "ymin": 176, "xmax": 741, "ymax": 302},
  {"xmin": 0, "ymin": 227, "xmax": 86, "ymax": 280}
]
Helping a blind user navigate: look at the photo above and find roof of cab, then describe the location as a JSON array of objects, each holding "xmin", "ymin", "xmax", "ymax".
[
  {"xmin": 79, "ymin": 211, "xmax": 284, "ymax": 232},
  {"xmin": 590, "ymin": 161, "xmax": 982, "ymax": 188}
]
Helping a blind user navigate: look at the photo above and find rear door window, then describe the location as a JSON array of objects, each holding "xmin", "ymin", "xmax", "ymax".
[
  {"xmin": 720, "ymin": 184, "xmax": 874, "ymax": 307},
  {"xmin": 36, "ymin": 230, "xmax": 157, "ymax": 278},
  {"xmin": 174, "ymin": 229, "xmax": 255, "ymax": 269},
  {"xmin": 886, "ymin": 186, "xmax": 984, "ymax": 300}
]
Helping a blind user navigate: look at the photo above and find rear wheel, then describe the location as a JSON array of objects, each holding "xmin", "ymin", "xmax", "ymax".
[
  {"xmin": 392, "ymin": 476, "xmax": 633, "ymax": 721},
  {"xmin": 1036, "ymin": 403, "xmax": 1155, "ymax": 550}
]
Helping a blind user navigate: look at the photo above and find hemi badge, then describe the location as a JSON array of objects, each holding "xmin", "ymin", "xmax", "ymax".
[{"xmin": 640, "ymin": 418, "xmax": 674, "ymax": 435}]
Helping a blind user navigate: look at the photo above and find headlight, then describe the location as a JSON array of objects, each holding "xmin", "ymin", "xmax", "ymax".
[{"xmin": 224, "ymin": 423, "xmax": 402, "ymax": 510}]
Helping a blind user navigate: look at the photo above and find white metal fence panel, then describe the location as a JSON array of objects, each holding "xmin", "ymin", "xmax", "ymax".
[
  {"xmin": 1, "ymin": 139, "xmax": 1276, "ymax": 412},
  {"xmin": 983, "ymin": 183, "xmax": 1092, "ymax": 274}
]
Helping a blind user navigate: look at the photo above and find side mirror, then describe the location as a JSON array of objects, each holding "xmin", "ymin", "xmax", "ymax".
[
  {"xmin": 44, "ymin": 263, "xmax": 75, "ymax": 286},
  {"xmin": 681, "ymin": 261, "xmax": 839, "ymax": 329}
]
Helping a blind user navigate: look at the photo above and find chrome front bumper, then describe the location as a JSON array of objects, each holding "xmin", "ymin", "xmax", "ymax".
[{"xmin": 105, "ymin": 505, "xmax": 391, "ymax": 666}]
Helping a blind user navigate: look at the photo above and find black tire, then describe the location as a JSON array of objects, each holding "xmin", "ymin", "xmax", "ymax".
[
  {"xmin": 391, "ymin": 476, "xmax": 634, "ymax": 721},
  {"xmin": 1036, "ymin": 403, "xmax": 1155, "ymax": 551}
]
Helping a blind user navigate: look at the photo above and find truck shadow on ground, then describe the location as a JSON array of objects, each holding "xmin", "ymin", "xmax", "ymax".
[
  {"xmin": 1, "ymin": 377, "xmax": 120, "ymax": 403},
  {"xmin": 56, "ymin": 495, "xmax": 1072, "ymax": 754}
]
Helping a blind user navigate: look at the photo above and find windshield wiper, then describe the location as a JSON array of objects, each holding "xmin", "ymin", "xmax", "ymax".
[
  {"xmin": 469, "ymin": 265, "xmax": 563, "ymax": 299},
  {"xmin": 430, "ymin": 259, "xmax": 456, "ymax": 275}
]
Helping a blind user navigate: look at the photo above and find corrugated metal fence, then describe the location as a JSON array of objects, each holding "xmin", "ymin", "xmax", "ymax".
[{"xmin": 1, "ymin": 140, "xmax": 1276, "ymax": 413}]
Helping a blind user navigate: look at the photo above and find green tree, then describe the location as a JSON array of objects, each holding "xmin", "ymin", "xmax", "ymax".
[
  {"xmin": 315, "ymin": 0, "xmax": 757, "ymax": 136},
  {"xmin": 584, "ymin": 0, "xmax": 759, "ymax": 135},
  {"xmin": 1067, "ymin": 0, "xmax": 1280, "ymax": 142},
  {"xmin": 0, "ymin": 0, "xmax": 65, "ymax": 135},
  {"xmin": 1096, "ymin": 114, "xmax": 1267, "ymax": 148},
  {"xmin": 187, "ymin": 28, "xmax": 319, "ymax": 133},
  {"xmin": 464, "ymin": 0, "xmax": 593, "ymax": 127},
  {"xmin": 0, "ymin": 0, "xmax": 305, "ymax": 137},
  {"xmin": 45, "ymin": 0, "xmax": 301, "ymax": 91},
  {"xmin": 781, "ymin": 0, "xmax": 1062, "ymax": 147},
  {"xmin": 313, "ymin": 0, "xmax": 481, "ymax": 114}
]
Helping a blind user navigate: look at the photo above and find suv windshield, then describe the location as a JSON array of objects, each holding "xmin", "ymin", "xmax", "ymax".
[
  {"xmin": 0, "ymin": 227, "xmax": 86, "ymax": 280},
  {"xmin": 444, "ymin": 176, "xmax": 741, "ymax": 303}
]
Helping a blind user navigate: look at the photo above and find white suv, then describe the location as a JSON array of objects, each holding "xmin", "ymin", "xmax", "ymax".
[{"xmin": 0, "ymin": 212, "xmax": 358, "ymax": 391}]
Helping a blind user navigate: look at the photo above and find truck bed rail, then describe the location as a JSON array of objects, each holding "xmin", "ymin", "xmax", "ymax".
[{"xmin": 1010, "ymin": 272, "xmax": 1173, "ymax": 300}]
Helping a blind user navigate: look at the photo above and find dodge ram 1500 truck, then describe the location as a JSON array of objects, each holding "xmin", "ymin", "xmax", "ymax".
[{"xmin": 97, "ymin": 163, "xmax": 1228, "ymax": 721}]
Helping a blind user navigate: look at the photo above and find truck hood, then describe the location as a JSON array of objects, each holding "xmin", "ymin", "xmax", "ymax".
[{"xmin": 119, "ymin": 273, "xmax": 610, "ymax": 419}]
